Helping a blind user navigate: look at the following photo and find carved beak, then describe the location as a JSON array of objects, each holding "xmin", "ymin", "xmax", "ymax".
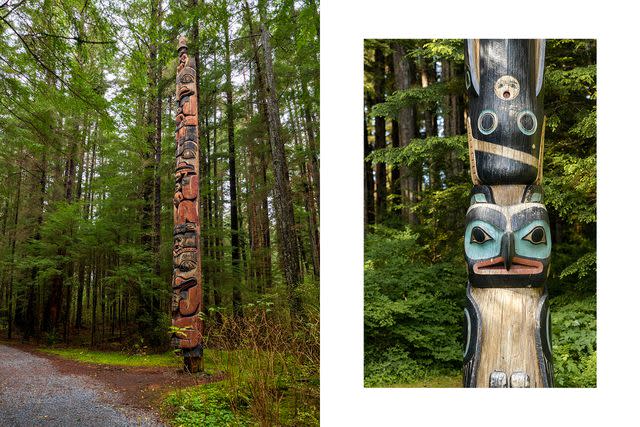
[{"xmin": 501, "ymin": 231, "xmax": 515, "ymax": 271}]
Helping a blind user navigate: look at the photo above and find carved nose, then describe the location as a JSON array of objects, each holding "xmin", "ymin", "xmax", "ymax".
[{"xmin": 501, "ymin": 231, "xmax": 515, "ymax": 270}]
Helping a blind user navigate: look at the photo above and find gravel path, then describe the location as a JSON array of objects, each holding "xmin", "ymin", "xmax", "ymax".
[{"xmin": 0, "ymin": 344, "xmax": 165, "ymax": 427}]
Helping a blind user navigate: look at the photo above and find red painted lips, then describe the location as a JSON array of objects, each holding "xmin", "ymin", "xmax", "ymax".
[{"xmin": 473, "ymin": 256, "xmax": 543, "ymax": 275}]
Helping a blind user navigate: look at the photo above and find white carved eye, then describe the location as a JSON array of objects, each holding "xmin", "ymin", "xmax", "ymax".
[
  {"xmin": 522, "ymin": 226, "xmax": 547, "ymax": 245},
  {"xmin": 478, "ymin": 110, "xmax": 498, "ymax": 135},
  {"xmin": 470, "ymin": 226, "xmax": 493, "ymax": 244},
  {"xmin": 517, "ymin": 110, "xmax": 538, "ymax": 135}
]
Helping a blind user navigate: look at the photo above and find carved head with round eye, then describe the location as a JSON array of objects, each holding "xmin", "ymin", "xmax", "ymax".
[
  {"xmin": 464, "ymin": 185, "xmax": 552, "ymax": 287},
  {"xmin": 464, "ymin": 39, "xmax": 546, "ymax": 185},
  {"xmin": 176, "ymin": 65, "xmax": 196, "ymax": 100}
]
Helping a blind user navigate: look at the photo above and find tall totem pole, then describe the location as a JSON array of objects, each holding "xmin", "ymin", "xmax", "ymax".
[
  {"xmin": 462, "ymin": 40, "xmax": 553, "ymax": 387},
  {"xmin": 172, "ymin": 36, "xmax": 204, "ymax": 373}
]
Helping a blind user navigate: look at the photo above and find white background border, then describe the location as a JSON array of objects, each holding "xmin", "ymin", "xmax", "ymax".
[{"xmin": 320, "ymin": 0, "xmax": 639, "ymax": 425}]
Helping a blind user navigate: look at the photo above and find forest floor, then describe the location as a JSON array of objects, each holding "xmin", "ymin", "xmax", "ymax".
[{"xmin": 0, "ymin": 341, "xmax": 218, "ymax": 426}]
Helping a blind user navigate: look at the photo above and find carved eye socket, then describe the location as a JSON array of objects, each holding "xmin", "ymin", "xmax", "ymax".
[
  {"xmin": 478, "ymin": 110, "xmax": 498, "ymax": 135},
  {"xmin": 522, "ymin": 226, "xmax": 547, "ymax": 245},
  {"xmin": 180, "ymin": 74, "xmax": 194, "ymax": 84},
  {"xmin": 179, "ymin": 260, "xmax": 197, "ymax": 272},
  {"xmin": 517, "ymin": 110, "xmax": 538, "ymax": 135},
  {"xmin": 470, "ymin": 226, "xmax": 493, "ymax": 244}
]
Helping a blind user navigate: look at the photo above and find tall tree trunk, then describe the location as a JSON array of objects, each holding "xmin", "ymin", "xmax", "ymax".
[
  {"xmin": 419, "ymin": 58, "xmax": 437, "ymax": 189},
  {"xmin": 364, "ymin": 108, "xmax": 375, "ymax": 227},
  {"xmin": 223, "ymin": 2, "xmax": 242, "ymax": 315},
  {"xmin": 23, "ymin": 150, "xmax": 47, "ymax": 341},
  {"xmin": 260, "ymin": 23, "xmax": 303, "ymax": 318},
  {"xmin": 242, "ymin": 0, "xmax": 275, "ymax": 291},
  {"xmin": 392, "ymin": 41, "xmax": 419, "ymax": 225},
  {"xmin": 373, "ymin": 47, "xmax": 387, "ymax": 223},
  {"xmin": 6, "ymin": 164, "xmax": 23, "ymax": 339}
]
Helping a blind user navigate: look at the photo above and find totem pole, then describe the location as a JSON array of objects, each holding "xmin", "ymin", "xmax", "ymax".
[
  {"xmin": 172, "ymin": 36, "xmax": 204, "ymax": 373},
  {"xmin": 462, "ymin": 40, "xmax": 553, "ymax": 387}
]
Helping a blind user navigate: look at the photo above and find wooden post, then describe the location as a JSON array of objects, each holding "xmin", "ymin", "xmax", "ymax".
[
  {"xmin": 462, "ymin": 39, "xmax": 553, "ymax": 387},
  {"xmin": 172, "ymin": 36, "xmax": 204, "ymax": 373}
]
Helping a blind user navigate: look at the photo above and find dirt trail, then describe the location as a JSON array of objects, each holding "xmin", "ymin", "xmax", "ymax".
[{"xmin": 0, "ymin": 344, "xmax": 203, "ymax": 426}]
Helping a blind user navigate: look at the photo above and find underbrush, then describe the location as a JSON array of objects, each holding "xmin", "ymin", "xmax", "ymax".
[
  {"xmin": 164, "ymin": 304, "xmax": 320, "ymax": 426},
  {"xmin": 551, "ymin": 294, "xmax": 597, "ymax": 387}
]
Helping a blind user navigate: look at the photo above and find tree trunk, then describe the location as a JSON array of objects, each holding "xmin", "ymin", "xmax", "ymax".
[
  {"xmin": 364, "ymin": 110, "xmax": 375, "ymax": 227},
  {"xmin": 222, "ymin": 5, "xmax": 242, "ymax": 316},
  {"xmin": 373, "ymin": 47, "xmax": 387, "ymax": 223},
  {"xmin": 392, "ymin": 41, "xmax": 419, "ymax": 225},
  {"xmin": 260, "ymin": 23, "xmax": 303, "ymax": 318},
  {"xmin": 6, "ymin": 165, "xmax": 22, "ymax": 340}
]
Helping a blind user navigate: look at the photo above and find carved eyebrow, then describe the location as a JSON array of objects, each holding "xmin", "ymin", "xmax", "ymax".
[
  {"xmin": 511, "ymin": 206, "xmax": 549, "ymax": 231},
  {"xmin": 466, "ymin": 205, "xmax": 507, "ymax": 230}
]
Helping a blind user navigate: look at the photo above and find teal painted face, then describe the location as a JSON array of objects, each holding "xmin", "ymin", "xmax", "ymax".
[{"xmin": 465, "ymin": 197, "xmax": 551, "ymax": 288}]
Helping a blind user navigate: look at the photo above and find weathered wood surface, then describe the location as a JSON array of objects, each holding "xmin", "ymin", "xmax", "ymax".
[
  {"xmin": 471, "ymin": 287, "xmax": 543, "ymax": 387},
  {"xmin": 172, "ymin": 36, "xmax": 203, "ymax": 372},
  {"xmin": 462, "ymin": 39, "xmax": 553, "ymax": 388}
]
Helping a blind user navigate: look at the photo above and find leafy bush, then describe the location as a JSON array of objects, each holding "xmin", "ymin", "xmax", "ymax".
[
  {"xmin": 551, "ymin": 295, "xmax": 597, "ymax": 387},
  {"xmin": 364, "ymin": 346, "xmax": 426, "ymax": 387},
  {"xmin": 164, "ymin": 382, "xmax": 247, "ymax": 426},
  {"xmin": 364, "ymin": 226, "xmax": 466, "ymax": 386}
]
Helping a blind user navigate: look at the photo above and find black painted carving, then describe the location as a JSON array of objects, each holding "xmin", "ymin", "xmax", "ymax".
[
  {"xmin": 464, "ymin": 186, "xmax": 551, "ymax": 288},
  {"xmin": 465, "ymin": 39, "xmax": 546, "ymax": 185},
  {"xmin": 462, "ymin": 39, "xmax": 554, "ymax": 388}
]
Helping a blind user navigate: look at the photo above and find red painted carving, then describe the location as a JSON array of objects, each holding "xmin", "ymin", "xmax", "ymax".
[{"xmin": 171, "ymin": 36, "xmax": 203, "ymax": 359}]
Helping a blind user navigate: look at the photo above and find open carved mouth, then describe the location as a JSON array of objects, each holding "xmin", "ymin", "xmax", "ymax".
[
  {"xmin": 473, "ymin": 256, "xmax": 543, "ymax": 275},
  {"xmin": 178, "ymin": 85, "xmax": 195, "ymax": 100}
]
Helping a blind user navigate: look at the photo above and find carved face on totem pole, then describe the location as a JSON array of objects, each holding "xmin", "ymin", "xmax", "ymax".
[
  {"xmin": 172, "ymin": 36, "xmax": 203, "ymax": 354},
  {"xmin": 464, "ymin": 185, "xmax": 551, "ymax": 287},
  {"xmin": 465, "ymin": 39, "xmax": 546, "ymax": 185}
]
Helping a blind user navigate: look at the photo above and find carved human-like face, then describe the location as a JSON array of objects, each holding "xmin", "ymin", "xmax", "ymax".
[
  {"xmin": 176, "ymin": 65, "xmax": 196, "ymax": 101},
  {"xmin": 464, "ymin": 186, "xmax": 551, "ymax": 287},
  {"xmin": 173, "ymin": 224, "xmax": 198, "ymax": 288}
]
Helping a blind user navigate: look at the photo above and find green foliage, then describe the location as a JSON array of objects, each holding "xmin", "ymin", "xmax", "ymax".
[
  {"xmin": 560, "ymin": 252, "xmax": 596, "ymax": 280},
  {"xmin": 366, "ymin": 136, "xmax": 468, "ymax": 167},
  {"xmin": 415, "ymin": 39, "xmax": 464, "ymax": 63},
  {"xmin": 164, "ymin": 306, "xmax": 319, "ymax": 426},
  {"xmin": 551, "ymin": 296, "xmax": 597, "ymax": 387},
  {"xmin": 364, "ymin": 346, "xmax": 426, "ymax": 387},
  {"xmin": 369, "ymin": 84, "xmax": 451, "ymax": 119},
  {"xmin": 544, "ymin": 154, "xmax": 596, "ymax": 225},
  {"xmin": 364, "ymin": 227, "xmax": 466, "ymax": 386},
  {"xmin": 38, "ymin": 347, "xmax": 179, "ymax": 367},
  {"xmin": 164, "ymin": 383, "xmax": 247, "ymax": 427}
]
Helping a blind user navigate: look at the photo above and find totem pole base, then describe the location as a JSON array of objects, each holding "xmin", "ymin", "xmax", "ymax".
[
  {"xmin": 182, "ymin": 345, "xmax": 204, "ymax": 373},
  {"xmin": 471, "ymin": 286, "xmax": 545, "ymax": 387}
]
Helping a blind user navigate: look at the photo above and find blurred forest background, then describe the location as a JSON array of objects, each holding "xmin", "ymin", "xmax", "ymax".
[
  {"xmin": 0, "ymin": 0, "xmax": 318, "ymax": 424},
  {"xmin": 363, "ymin": 39, "xmax": 596, "ymax": 388}
]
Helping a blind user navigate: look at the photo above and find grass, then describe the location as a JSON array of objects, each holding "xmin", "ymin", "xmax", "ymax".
[
  {"xmin": 38, "ymin": 347, "xmax": 258, "ymax": 372},
  {"xmin": 163, "ymin": 307, "xmax": 320, "ymax": 426},
  {"xmin": 35, "ymin": 306, "xmax": 320, "ymax": 426},
  {"xmin": 162, "ymin": 348, "xmax": 320, "ymax": 427},
  {"xmin": 39, "ymin": 347, "xmax": 179, "ymax": 367},
  {"xmin": 385, "ymin": 373, "xmax": 463, "ymax": 388}
]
